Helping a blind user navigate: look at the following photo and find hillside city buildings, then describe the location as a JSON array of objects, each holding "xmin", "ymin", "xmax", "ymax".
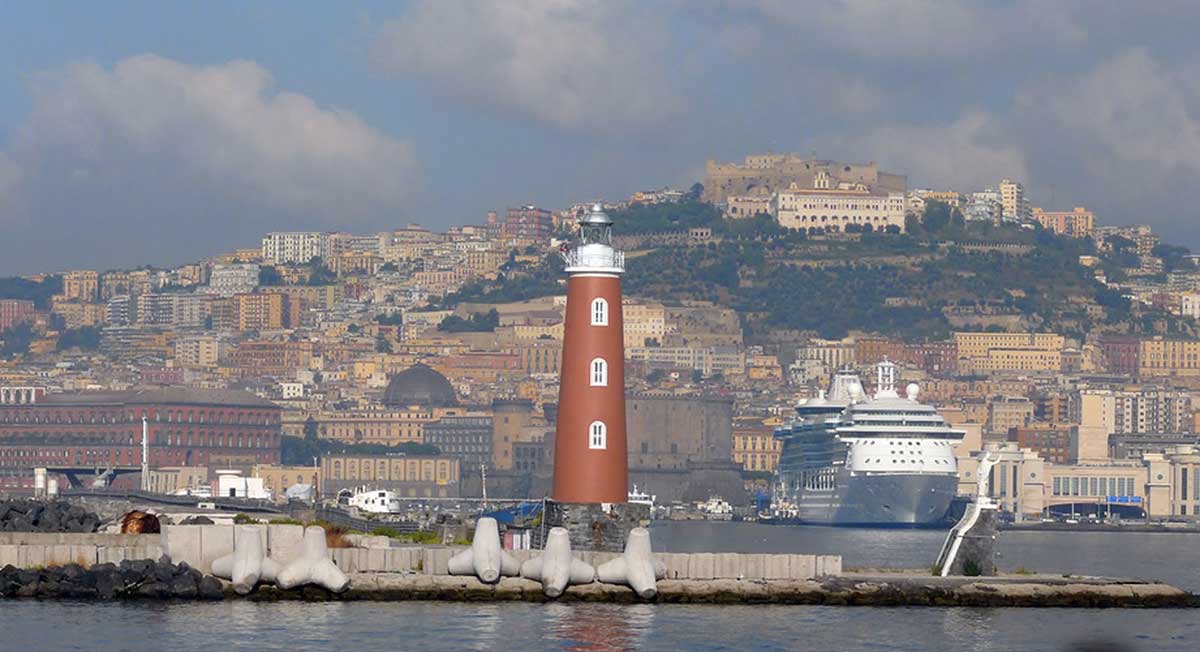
[{"xmin": 0, "ymin": 153, "xmax": 1198, "ymax": 522}]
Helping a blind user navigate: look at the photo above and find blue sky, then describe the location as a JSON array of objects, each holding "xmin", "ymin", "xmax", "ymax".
[{"xmin": 1, "ymin": 1, "xmax": 1198, "ymax": 273}]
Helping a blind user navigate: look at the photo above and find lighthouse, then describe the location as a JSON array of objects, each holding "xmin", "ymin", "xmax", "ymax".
[{"xmin": 552, "ymin": 204, "xmax": 628, "ymax": 504}]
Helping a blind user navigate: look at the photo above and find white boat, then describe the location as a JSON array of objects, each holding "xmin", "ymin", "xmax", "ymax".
[
  {"xmin": 347, "ymin": 487, "xmax": 404, "ymax": 514},
  {"xmin": 628, "ymin": 485, "xmax": 656, "ymax": 510},
  {"xmin": 699, "ymin": 496, "xmax": 734, "ymax": 521}
]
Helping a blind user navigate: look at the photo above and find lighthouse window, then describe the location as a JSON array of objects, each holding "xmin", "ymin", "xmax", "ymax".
[
  {"xmin": 590, "ymin": 358, "xmax": 608, "ymax": 386},
  {"xmin": 589, "ymin": 421, "xmax": 607, "ymax": 450},
  {"xmin": 591, "ymin": 298, "xmax": 608, "ymax": 326}
]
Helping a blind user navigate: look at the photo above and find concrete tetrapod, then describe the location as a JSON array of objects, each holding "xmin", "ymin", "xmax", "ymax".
[
  {"xmin": 275, "ymin": 526, "xmax": 351, "ymax": 593},
  {"xmin": 210, "ymin": 525, "xmax": 280, "ymax": 595},
  {"xmin": 448, "ymin": 517, "xmax": 520, "ymax": 584},
  {"xmin": 595, "ymin": 527, "xmax": 666, "ymax": 600},
  {"xmin": 519, "ymin": 527, "xmax": 595, "ymax": 598}
]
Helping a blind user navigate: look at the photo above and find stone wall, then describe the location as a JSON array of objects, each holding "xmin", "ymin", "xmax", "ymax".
[{"xmin": 539, "ymin": 501, "xmax": 650, "ymax": 552}]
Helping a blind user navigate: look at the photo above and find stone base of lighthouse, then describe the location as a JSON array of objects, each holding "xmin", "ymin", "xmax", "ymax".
[{"xmin": 534, "ymin": 500, "xmax": 651, "ymax": 552}]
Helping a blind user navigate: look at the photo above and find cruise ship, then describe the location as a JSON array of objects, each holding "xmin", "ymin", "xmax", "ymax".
[{"xmin": 772, "ymin": 361, "xmax": 965, "ymax": 527}]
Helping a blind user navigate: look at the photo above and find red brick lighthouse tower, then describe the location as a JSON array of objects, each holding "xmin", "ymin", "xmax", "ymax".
[{"xmin": 552, "ymin": 204, "xmax": 628, "ymax": 504}]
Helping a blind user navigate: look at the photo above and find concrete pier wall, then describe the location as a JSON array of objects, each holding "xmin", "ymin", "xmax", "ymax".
[
  {"xmin": 0, "ymin": 532, "xmax": 163, "ymax": 568},
  {"xmin": 0, "ymin": 527, "xmax": 842, "ymax": 582}
]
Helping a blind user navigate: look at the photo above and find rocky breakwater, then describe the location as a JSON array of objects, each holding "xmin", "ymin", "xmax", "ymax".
[
  {"xmin": 0, "ymin": 557, "xmax": 224, "ymax": 600},
  {"xmin": 0, "ymin": 500, "xmax": 100, "ymax": 533},
  {"xmin": 241, "ymin": 573, "xmax": 1197, "ymax": 608}
]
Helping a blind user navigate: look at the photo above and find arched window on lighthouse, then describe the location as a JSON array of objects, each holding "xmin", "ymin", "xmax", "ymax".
[
  {"xmin": 589, "ymin": 421, "xmax": 607, "ymax": 450},
  {"xmin": 590, "ymin": 358, "xmax": 608, "ymax": 386},
  {"xmin": 591, "ymin": 298, "xmax": 608, "ymax": 326}
]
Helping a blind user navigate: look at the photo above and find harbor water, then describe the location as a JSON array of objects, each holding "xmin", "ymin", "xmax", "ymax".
[{"xmin": 3, "ymin": 522, "xmax": 1199, "ymax": 652}]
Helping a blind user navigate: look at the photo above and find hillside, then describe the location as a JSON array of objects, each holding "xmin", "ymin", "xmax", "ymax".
[{"xmin": 444, "ymin": 201, "xmax": 1192, "ymax": 341}]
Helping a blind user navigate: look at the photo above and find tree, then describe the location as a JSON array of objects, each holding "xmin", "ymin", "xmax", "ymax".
[
  {"xmin": 690, "ymin": 369, "xmax": 704, "ymax": 383},
  {"xmin": 375, "ymin": 333, "xmax": 393, "ymax": 354},
  {"xmin": 258, "ymin": 266, "xmax": 283, "ymax": 286},
  {"xmin": 56, "ymin": 326, "xmax": 101, "ymax": 351},
  {"xmin": 438, "ymin": 309, "xmax": 500, "ymax": 332},
  {"xmin": 303, "ymin": 416, "xmax": 319, "ymax": 443},
  {"xmin": 0, "ymin": 323, "xmax": 36, "ymax": 358},
  {"xmin": 686, "ymin": 182, "xmax": 704, "ymax": 202},
  {"xmin": 646, "ymin": 369, "xmax": 666, "ymax": 383}
]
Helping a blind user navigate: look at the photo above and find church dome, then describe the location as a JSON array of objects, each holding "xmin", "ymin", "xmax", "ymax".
[{"xmin": 382, "ymin": 364, "xmax": 457, "ymax": 408}]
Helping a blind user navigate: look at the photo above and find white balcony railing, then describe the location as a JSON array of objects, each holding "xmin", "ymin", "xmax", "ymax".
[{"xmin": 560, "ymin": 246, "xmax": 624, "ymax": 272}]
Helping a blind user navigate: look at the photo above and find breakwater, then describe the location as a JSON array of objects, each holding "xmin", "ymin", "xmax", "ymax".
[
  {"xmin": 0, "ymin": 528, "xmax": 1193, "ymax": 607},
  {"xmin": 234, "ymin": 573, "xmax": 1194, "ymax": 608}
]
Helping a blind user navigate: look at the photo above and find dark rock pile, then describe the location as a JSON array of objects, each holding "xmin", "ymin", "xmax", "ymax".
[
  {"xmin": 0, "ymin": 500, "xmax": 101, "ymax": 533},
  {"xmin": 0, "ymin": 557, "xmax": 224, "ymax": 600}
]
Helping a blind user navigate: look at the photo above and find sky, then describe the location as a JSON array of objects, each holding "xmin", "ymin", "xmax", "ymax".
[{"xmin": 1, "ymin": 1, "xmax": 1198, "ymax": 274}]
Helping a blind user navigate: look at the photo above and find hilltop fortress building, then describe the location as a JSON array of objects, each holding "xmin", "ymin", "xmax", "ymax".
[{"xmin": 703, "ymin": 154, "xmax": 906, "ymax": 205}]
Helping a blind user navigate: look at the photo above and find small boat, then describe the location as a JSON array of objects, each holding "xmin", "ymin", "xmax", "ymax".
[
  {"xmin": 628, "ymin": 485, "xmax": 656, "ymax": 511},
  {"xmin": 346, "ymin": 486, "xmax": 404, "ymax": 514},
  {"xmin": 699, "ymin": 496, "xmax": 733, "ymax": 521}
]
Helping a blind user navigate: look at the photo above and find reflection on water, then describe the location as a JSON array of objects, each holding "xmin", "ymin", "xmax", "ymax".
[
  {"xmin": 545, "ymin": 603, "xmax": 655, "ymax": 652},
  {"xmin": 0, "ymin": 601, "xmax": 1197, "ymax": 651}
]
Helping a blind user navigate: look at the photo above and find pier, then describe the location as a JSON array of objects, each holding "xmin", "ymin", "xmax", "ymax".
[{"xmin": 0, "ymin": 528, "xmax": 1192, "ymax": 608}]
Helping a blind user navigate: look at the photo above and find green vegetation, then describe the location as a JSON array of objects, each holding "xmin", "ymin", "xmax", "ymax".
[
  {"xmin": 441, "ymin": 254, "xmax": 564, "ymax": 305},
  {"xmin": 233, "ymin": 513, "xmax": 260, "ymax": 524},
  {"xmin": 281, "ymin": 434, "xmax": 441, "ymax": 466},
  {"xmin": 0, "ymin": 275, "xmax": 62, "ymax": 309},
  {"xmin": 430, "ymin": 200, "xmax": 1183, "ymax": 341},
  {"xmin": 0, "ymin": 323, "xmax": 36, "ymax": 358},
  {"xmin": 616, "ymin": 200, "xmax": 724, "ymax": 234},
  {"xmin": 1153, "ymin": 243, "xmax": 1195, "ymax": 272},
  {"xmin": 56, "ymin": 326, "xmax": 101, "ymax": 351},
  {"xmin": 375, "ymin": 333, "xmax": 393, "ymax": 353},
  {"xmin": 438, "ymin": 309, "xmax": 500, "ymax": 332},
  {"xmin": 258, "ymin": 265, "xmax": 283, "ymax": 286},
  {"xmin": 370, "ymin": 527, "xmax": 440, "ymax": 544}
]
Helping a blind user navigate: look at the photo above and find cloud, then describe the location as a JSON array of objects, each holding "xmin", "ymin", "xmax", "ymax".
[
  {"xmin": 0, "ymin": 54, "xmax": 417, "ymax": 273},
  {"xmin": 831, "ymin": 110, "xmax": 1029, "ymax": 192},
  {"xmin": 370, "ymin": 0, "xmax": 680, "ymax": 133},
  {"xmin": 1007, "ymin": 49, "xmax": 1200, "ymax": 236},
  {"xmin": 723, "ymin": 0, "xmax": 1088, "ymax": 62}
]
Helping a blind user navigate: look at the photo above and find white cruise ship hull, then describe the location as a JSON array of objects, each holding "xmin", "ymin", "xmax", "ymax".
[{"xmin": 796, "ymin": 471, "xmax": 958, "ymax": 527}]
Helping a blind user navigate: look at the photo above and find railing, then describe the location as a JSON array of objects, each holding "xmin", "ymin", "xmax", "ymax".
[
  {"xmin": 560, "ymin": 248, "xmax": 624, "ymax": 271},
  {"xmin": 315, "ymin": 506, "xmax": 420, "ymax": 534}
]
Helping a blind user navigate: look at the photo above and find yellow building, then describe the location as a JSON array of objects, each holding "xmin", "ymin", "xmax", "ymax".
[
  {"xmin": 1032, "ymin": 207, "xmax": 1095, "ymax": 239},
  {"xmin": 313, "ymin": 408, "xmax": 437, "ymax": 445},
  {"xmin": 51, "ymin": 299, "xmax": 105, "ymax": 329},
  {"xmin": 175, "ymin": 336, "xmax": 220, "ymax": 369},
  {"xmin": 732, "ymin": 420, "xmax": 782, "ymax": 472},
  {"xmin": 62, "ymin": 270, "xmax": 99, "ymax": 302},
  {"xmin": 235, "ymin": 293, "xmax": 286, "ymax": 331},
  {"xmin": 146, "ymin": 466, "xmax": 210, "ymax": 495},
  {"xmin": 623, "ymin": 301, "xmax": 667, "ymax": 347},
  {"xmin": 954, "ymin": 332, "xmax": 1064, "ymax": 360},
  {"xmin": 252, "ymin": 464, "xmax": 318, "ymax": 499},
  {"xmin": 320, "ymin": 454, "xmax": 461, "ymax": 498},
  {"xmin": 1139, "ymin": 338, "xmax": 1200, "ymax": 377},
  {"xmin": 747, "ymin": 354, "xmax": 783, "ymax": 381},
  {"xmin": 330, "ymin": 252, "xmax": 381, "ymax": 277}
]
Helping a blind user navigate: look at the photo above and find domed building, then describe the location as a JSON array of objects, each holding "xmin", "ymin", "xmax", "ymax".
[{"xmin": 382, "ymin": 364, "xmax": 458, "ymax": 408}]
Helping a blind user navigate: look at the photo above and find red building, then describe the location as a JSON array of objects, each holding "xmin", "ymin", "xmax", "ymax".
[
  {"xmin": 552, "ymin": 205, "xmax": 628, "ymax": 503},
  {"xmin": 0, "ymin": 388, "xmax": 281, "ymax": 474},
  {"xmin": 503, "ymin": 205, "xmax": 554, "ymax": 244},
  {"xmin": 1097, "ymin": 336, "xmax": 1140, "ymax": 377},
  {"xmin": 0, "ymin": 300, "xmax": 36, "ymax": 332}
]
